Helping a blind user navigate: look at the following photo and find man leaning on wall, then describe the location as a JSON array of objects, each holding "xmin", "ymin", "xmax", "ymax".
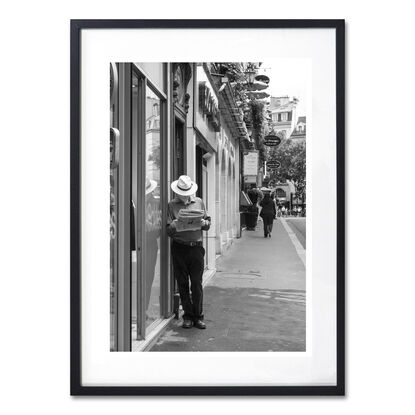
[{"xmin": 166, "ymin": 175, "xmax": 211, "ymax": 329}]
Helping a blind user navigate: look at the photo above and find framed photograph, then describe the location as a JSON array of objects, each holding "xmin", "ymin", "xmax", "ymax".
[{"xmin": 71, "ymin": 19, "xmax": 345, "ymax": 395}]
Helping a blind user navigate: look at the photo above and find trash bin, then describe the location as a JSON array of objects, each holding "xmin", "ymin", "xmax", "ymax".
[
  {"xmin": 245, "ymin": 206, "xmax": 258, "ymax": 230},
  {"xmin": 240, "ymin": 211, "xmax": 247, "ymax": 228}
]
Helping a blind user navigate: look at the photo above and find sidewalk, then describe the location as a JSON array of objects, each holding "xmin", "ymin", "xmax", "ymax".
[{"xmin": 150, "ymin": 218, "xmax": 306, "ymax": 352}]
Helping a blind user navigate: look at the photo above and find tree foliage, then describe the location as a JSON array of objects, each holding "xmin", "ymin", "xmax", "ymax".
[
  {"xmin": 266, "ymin": 139, "xmax": 306, "ymax": 198},
  {"xmin": 148, "ymin": 145, "xmax": 160, "ymax": 169},
  {"xmin": 248, "ymin": 100, "xmax": 267, "ymax": 162},
  {"xmin": 212, "ymin": 62, "xmax": 267, "ymax": 162}
]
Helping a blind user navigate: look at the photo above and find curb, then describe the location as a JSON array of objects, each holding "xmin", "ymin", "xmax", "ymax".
[{"xmin": 280, "ymin": 218, "xmax": 306, "ymax": 267}]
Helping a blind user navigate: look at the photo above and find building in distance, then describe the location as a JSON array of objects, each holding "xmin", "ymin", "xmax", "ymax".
[
  {"xmin": 268, "ymin": 96, "xmax": 299, "ymax": 139},
  {"xmin": 290, "ymin": 116, "xmax": 306, "ymax": 142}
]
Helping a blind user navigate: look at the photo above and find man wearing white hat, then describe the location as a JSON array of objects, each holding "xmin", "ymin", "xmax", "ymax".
[{"xmin": 167, "ymin": 175, "xmax": 211, "ymax": 329}]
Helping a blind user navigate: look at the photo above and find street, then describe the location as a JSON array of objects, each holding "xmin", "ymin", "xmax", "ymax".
[
  {"xmin": 150, "ymin": 217, "xmax": 306, "ymax": 351},
  {"xmin": 286, "ymin": 217, "xmax": 306, "ymax": 248}
]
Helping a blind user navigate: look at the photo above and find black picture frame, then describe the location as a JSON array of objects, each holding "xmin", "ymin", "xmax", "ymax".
[{"xmin": 70, "ymin": 19, "xmax": 345, "ymax": 396}]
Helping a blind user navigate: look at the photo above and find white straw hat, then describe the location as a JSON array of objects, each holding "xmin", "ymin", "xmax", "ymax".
[
  {"xmin": 171, "ymin": 175, "xmax": 198, "ymax": 196},
  {"xmin": 145, "ymin": 178, "xmax": 157, "ymax": 195}
]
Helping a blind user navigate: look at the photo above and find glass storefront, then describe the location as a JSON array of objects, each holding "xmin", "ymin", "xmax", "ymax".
[{"xmin": 111, "ymin": 63, "xmax": 168, "ymax": 351}]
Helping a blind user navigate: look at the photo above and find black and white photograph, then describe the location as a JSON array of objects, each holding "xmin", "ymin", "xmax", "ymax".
[
  {"xmin": 70, "ymin": 21, "xmax": 343, "ymax": 394},
  {"xmin": 110, "ymin": 62, "xmax": 308, "ymax": 352}
]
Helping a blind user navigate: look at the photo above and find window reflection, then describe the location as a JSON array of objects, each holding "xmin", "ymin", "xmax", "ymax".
[
  {"xmin": 131, "ymin": 77, "xmax": 163, "ymax": 340},
  {"xmin": 145, "ymin": 87, "xmax": 162, "ymax": 330}
]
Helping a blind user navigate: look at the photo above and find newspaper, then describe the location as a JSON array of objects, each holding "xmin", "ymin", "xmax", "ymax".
[{"xmin": 175, "ymin": 209, "xmax": 204, "ymax": 232}]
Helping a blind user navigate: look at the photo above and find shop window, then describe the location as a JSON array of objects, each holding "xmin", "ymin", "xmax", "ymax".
[
  {"xmin": 132, "ymin": 82, "xmax": 164, "ymax": 339},
  {"xmin": 144, "ymin": 87, "xmax": 162, "ymax": 330}
]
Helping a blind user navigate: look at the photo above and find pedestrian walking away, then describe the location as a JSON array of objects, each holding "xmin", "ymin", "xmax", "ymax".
[
  {"xmin": 166, "ymin": 175, "xmax": 211, "ymax": 329},
  {"xmin": 259, "ymin": 188, "xmax": 277, "ymax": 238}
]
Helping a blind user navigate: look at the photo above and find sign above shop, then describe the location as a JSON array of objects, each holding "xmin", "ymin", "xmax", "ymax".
[
  {"xmin": 199, "ymin": 82, "xmax": 220, "ymax": 132},
  {"xmin": 267, "ymin": 161, "xmax": 281, "ymax": 169},
  {"xmin": 264, "ymin": 134, "xmax": 281, "ymax": 147},
  {"xmin": 243, "ymin": 150, "xmax": 259, "ymax": 176}
]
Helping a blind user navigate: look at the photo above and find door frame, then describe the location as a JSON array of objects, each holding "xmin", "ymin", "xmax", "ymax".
[{"xmin": 132, "ymin": 64, "xmax": 169, "ymax": 340}]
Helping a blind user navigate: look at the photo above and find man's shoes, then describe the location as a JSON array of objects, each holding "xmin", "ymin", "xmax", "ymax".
[
  {"xmin": 182, "ymin": 318, "xmax": 193, "ymax": 329},
  {"xmin": 194, "ymin": 319, "xmax": 206, "ymax": 329}
]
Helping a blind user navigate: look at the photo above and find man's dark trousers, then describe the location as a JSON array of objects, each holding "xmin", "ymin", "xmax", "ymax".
[{"xmin": 171, "ymin": 242, "xmax": 205, "ymax": 321}]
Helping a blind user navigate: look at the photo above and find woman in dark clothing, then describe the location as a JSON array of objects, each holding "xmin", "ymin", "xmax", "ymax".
[{"xmin": 259, "ymin": 192, "xmax": 277, "ymax": 238}]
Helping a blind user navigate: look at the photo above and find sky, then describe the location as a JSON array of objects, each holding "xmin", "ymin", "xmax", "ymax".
[{"xmin": 260, "ymin": 60, "xmax": 309, "ymax": 118}]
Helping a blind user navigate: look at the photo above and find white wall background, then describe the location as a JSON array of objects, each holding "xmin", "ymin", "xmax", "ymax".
[{"xmin": 1, "ymin": 0, "xmax": 414, "ymax": 412}]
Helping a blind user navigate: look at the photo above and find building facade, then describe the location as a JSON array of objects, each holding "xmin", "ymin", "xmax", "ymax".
[
  {"xmin": 109, "ymin": 62, "xmax": 246, "ymax": 351},
  {"xmin": 274, "ymin": 181, "xmax": 295, "ymax": 208},
  {"xmin": 269, "ymin": 96, "xmax": 298, "ymax": 139},
  {"xmin": 290, "ymin": 116, "xmax": 306, "ymax": 141}
]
